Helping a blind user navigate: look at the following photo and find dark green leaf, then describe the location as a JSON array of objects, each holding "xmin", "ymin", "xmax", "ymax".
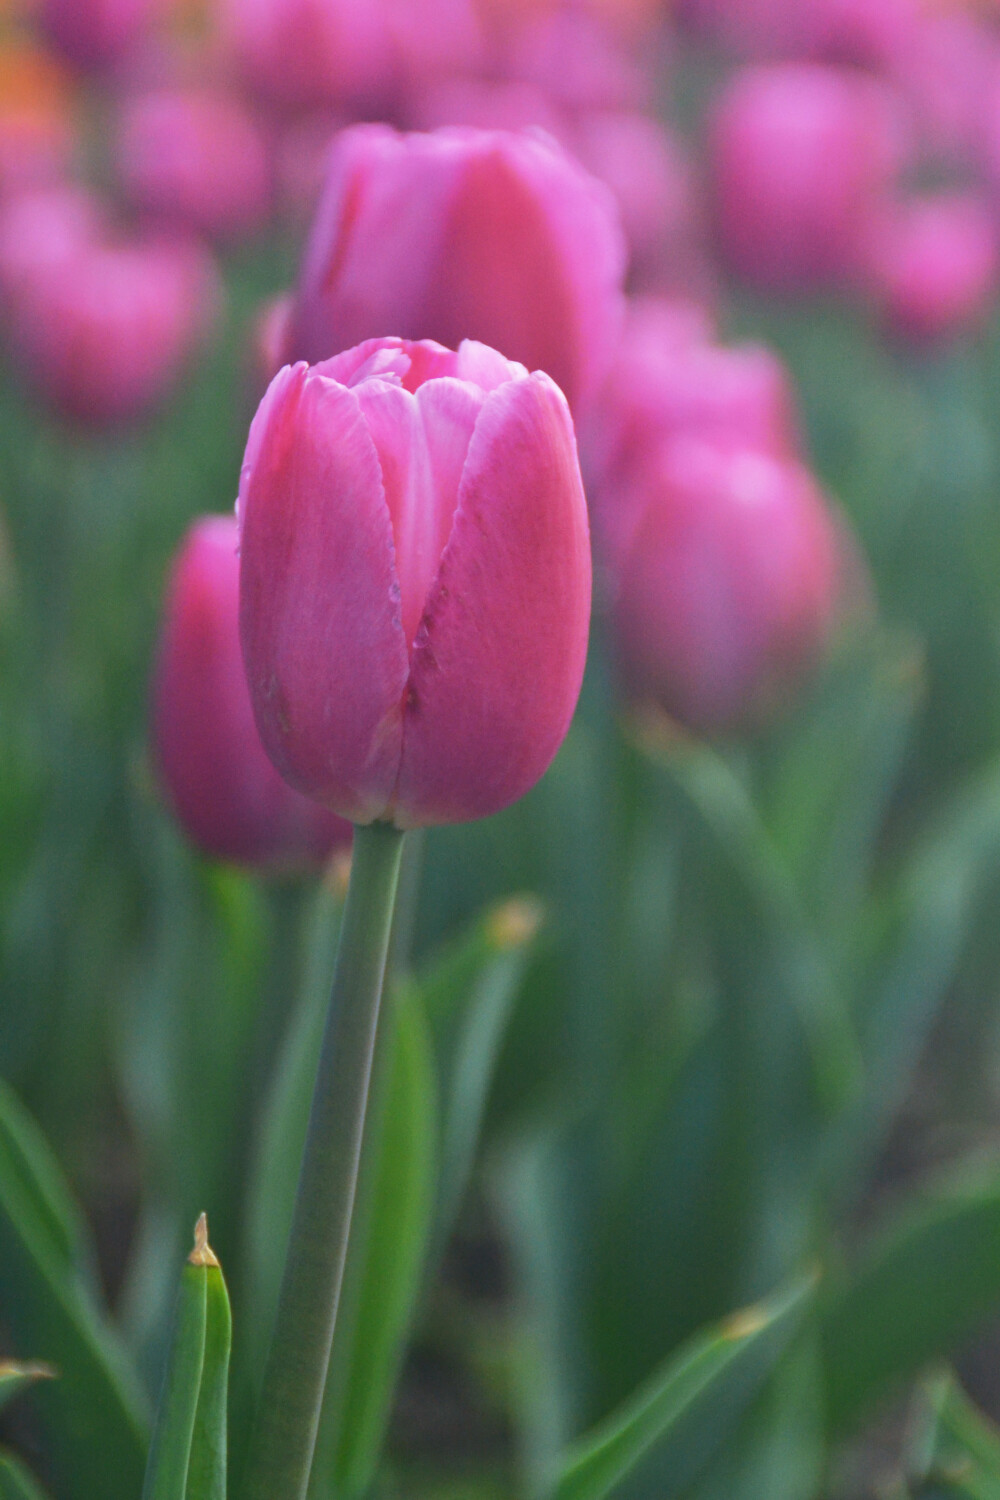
[
  {"xmin": 0, "ymin": 1362, "xmax": 53, "ymax": 1414},
  {"xmin": 0, "ymin": 1451, "xmax": 49, "ymax": 1500}
]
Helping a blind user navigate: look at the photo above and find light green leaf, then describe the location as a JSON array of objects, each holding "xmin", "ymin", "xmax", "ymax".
[
  {"xmin": 0, "ymin": 1451, "xmax": 50, "ymax": 1500},
  {"xmin": 552, "ymin": 1274, "xmax": 815, "ymax": 1500},
  {"xmin": 0, "ymin": 1076, "xmax": 148, "ymax": 1500},
  {"xmin": 143, "ymin": 1216, "xmax": 232, "ymax": 1500},
  {"xmin": 909, "ymin": 1371, "xmax": 1000, "ymax": 1499}
]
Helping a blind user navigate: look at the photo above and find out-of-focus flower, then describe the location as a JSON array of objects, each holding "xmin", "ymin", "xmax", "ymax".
[
  {"xmin": 40, "ymin": 0, "xmax": 166, "ymax": 70},
  {"xmin": 588, "ymin": 302, "xmax": 799, "ymax": 510},
  {"xmin": 0, "ymin": 42, "xmax": 76, "ymax": 195},
  {"xmin": 117, "ymin": 85, "xmax": 272, "ymax": 242},
  {"xmin": 886, "ymin": 11, "xmax": 996, "ymax": 159},
  {"xmin": 609, "ymin": 439, "xmax": 846, "ymax": 732},
  {"xmin": 287, "ymin": 124, "xmax": 626, "ymax": 412},
  {"xmin": 710, "ymin": 63, "xmax": 907, "ymax": 290},
  {"xmin": 410, "ymin": 76, "xmax": 564, "ymax": 137},
  {"xmin": 215, "ymin": 0, "xmax": 389, "ymax": 113},
  {"xmin": 0, "ymin": 183, "xmax": 102, "ymax": 308},
  {"xmin": 502, "ymin": 4, "xmax": 653, "ymax": 110},
  {"xmin": 864, "ymin": 193, "xmax": 998, "ymax": 343},
  {"xmin": 238, "ymin": 336, "xmax": 592, "ymax": 828},
  {"xmin": 13, "ymin": 231, "xmax": 218, "ymax": 424},
  {"xmin": 154, "ymin": 514, "xmax": 351, "ymax": 867},
  {"xmin": 678, "ymin": 0, "xmax": 918, "ymax": 67},
  {"xmin": 251, "ymin": 290, "xmax": 293, "ymax": 389},
  {"xmin": 570, "ymin": 110, "xmax": 700, "ymax": 290}
]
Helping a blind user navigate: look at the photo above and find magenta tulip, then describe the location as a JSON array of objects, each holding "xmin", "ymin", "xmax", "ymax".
[
  {"xmin": 40, "ymin": 0, "xmax": 165, "ymax": 70},
  {"xmin": 865, "ymin": 194, "xmax": 998, "ymax": 344},
  {"xmin": 286, "ymin": 124, "xmax": 626, "ymax": 412},
  {"xmin": 117, "ymin": 86, "xmax": 272, "ymax": 243},
  {"xmin": 12, "ymin": 231, "xmax": 218, "ymax": 425},
  {"xmin": 0, "ymin": 185, "xmax": 103, "ymax": 311},
  {"xmin": 609, "ymin": 439, "xmax": 845, "ymax": 732},
  {"xmin": 238, "ymin": 336, "xmax": 592, "ymax": 828},
  {"xmin": 588, "ymin": 300, "xmax": 799, "ymax": 510},
  {"xmin": 215, "ymin": 0, "xmax": 391, "ymax": 114},
  {"xmin": 154, "ymin": 516, "xmax": 351, "ymax": 868},
  {"xmin": 710, "ymin": 63, "xmax": 906, "ymax": 290}
]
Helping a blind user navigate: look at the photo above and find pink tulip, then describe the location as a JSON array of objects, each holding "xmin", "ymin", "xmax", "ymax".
[
  {"xmin": 679, "ymin": 0, "xmax": 916, "ymax": 67},
  {"xmin": 710, "ymin": 63, "xmax": 906, "ymax": 291},
  {"xmin": 117, "ymin": 86, "xmax": 272, "ymax": 243},
  {"xmin": 410, "ymin": 78, "xmax": 565, "ymax": 138},
  {"xmin": 0, "ymin": 184, "xmax": 103, "ymax": 310},
  {"xmin": 864, "ymin": 194, "xmax": 998, "ymax": 345},
  {"xmin": 154, "ymin": 515, "xmax": 351, "ymax": 868},
  {"xmin": 13, "ymin": 231, "xmax": 218, "ymax": 425},
  {"xmin": 588, "ymin": 302, "xmax": 799, "ymax": 515},
  {"xmin": 887, "ymin": 12, "xmax": 996, "ymax": 160},
  {"xmin": 287, "ymin": 124, "xmax": 626, "ymax": 412},
  {"xmin": 610, "ymin": 439, "xmax": 844, "ymax": 732},
  {"xmin": 502, "ymin": 5, "xmax": 652, "ymax": 112},
  {"xmin": 215, "ymin": 0, "xmax": 392, "ymax": 114},
  {"xmin": 238, "ymin": 336, "xmax": 592, "ymax": 828},
  {"xmin": 40, "ymin": 0, "xmax": 165, "ymax": 70}
]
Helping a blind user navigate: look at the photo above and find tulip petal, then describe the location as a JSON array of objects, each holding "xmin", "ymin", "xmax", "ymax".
[
  {"xmin": 393, "ymin": 372, "xmax": 591, "ymax": 827},
  {"xmin": 239, "ymin": 365, "xmax": 409, "ymax": 823}
]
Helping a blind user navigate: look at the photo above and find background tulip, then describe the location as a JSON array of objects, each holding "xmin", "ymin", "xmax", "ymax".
[
  {"xmin": 153, "ymin": 515, "xmax": 350, "ymax": 868},
  {"xmin": 40, "ymin": 0, "xmax": 165, "ymax": 70},
  {"xmin": 864, "ymin": 193, "xmax": 999, "ymax": 344},
  {"xmin": 238, "ymin": 336, "xmax": 591, "ymax": 829},
  {"xmin": 117, "ymin": 86, "xmax": 272, "ymax": 243},
  {"xmin": 609, "ymin": 439, "xmax": 845, "ymax": 732},
  {"xmin": 12, "ymin": 230, "xmax": 218, "ymax": 424},
  {"xmin": 214, "ymin": 0, "xmax": 392, "ymax": 114},
  {"xmin": 286, "ymin": 124, "xmax": 626, "ymax": 412},
  {"xmin": 710, "ymin": 63, "xmax": 906, "ymax": 290}
]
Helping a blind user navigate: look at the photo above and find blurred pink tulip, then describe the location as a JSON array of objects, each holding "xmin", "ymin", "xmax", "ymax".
[
  {"xmin": 865, "ymin": 194, "xmax": 998, "ymax": 344},
  {"xmin": 238, "ymin": 336, "xmax": 592, "ymax": 828},
  {"xmin": 679, "ymin": 0, "xmax": 916, "ymax": 67},
  {"xmin": 410, "ymin": 77, "xmax": 565, "ymax": 137},
  {"xmin": 710, "ymin": 63, "xmax": 907, "ymax": 291},
  {"xmin": 154, "ymin": 515, "xmax": 351, "ymax": 868},
  {"xmin": 588, "ymin": 303, "xmax": 799, "ymax": 515},
  {"xmin": 610, "ymin": 439, "xmax": 844, "ymax": 732},
  {"xmin": 251, "ymin": 291, "xmax": 294, "ymax": 390},
  {"xmin": 0, "ymin": 184, "xmax": 102, "ymax": 309},
  {"xmin": 13, "ymin": 232, "xmax": 218, "ymax": 425},
  {"xmin": 215, "ymin": 0, "xmax": 392, "ymax": 113},
  {"xmin": 287, "ymin": 124, "xmax": 626, "ymax": 412},
  {"xmin": 503, "ymin": 5, "xmax": 652, "ymax": 111},
  {"xmin": 117, "ymin": 86, "xmax": 272, "ymax": 242},
  {"xmin": 40, "ymin": 0, "xmax": 165, "ymax": 70},
  {"xmin": 570, "ymin": 110, "xmax": 700, "ymax": 290},
  {"xmin": 887, "ymin": 12, "xmax": 996, "ymax": 160}
]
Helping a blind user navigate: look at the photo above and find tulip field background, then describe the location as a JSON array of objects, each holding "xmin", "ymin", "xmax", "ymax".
[{"xmin": 10, "ymin": 2, "xmax": 1000, "ymax": 1499}]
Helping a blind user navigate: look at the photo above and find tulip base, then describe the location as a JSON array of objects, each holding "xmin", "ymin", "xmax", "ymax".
[{"xmin": 242, "ymin": 819, "xmax": 406, "ymax": 1500}]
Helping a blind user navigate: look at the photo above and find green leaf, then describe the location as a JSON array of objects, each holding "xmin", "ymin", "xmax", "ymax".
[
  {"xmin": 552, "ymin": 1274, "xmax": 815, "ymax": 1500},
  {"xmin": 0, "ymin": 1076, "xmax": 149, "ymax": 1499},
  {"xmin": 822, "ymin": 1162, "xmax": 1000, "ymax": 1435},
  {"xmin": 143, "ymin": 1216, "xmax": 232, "ymax": 1500},
  {"xmin": 0, "ymin": 1452, "xmax": 50, "ymax": 1500},
  {"xmin": 909, "ymin": 1372, "xmax": 1000, "ymax": 1500},
  {"xmin": 0, "ymin": 1361, "xmax": 53, "ymax": 1413},
  {"xmin": 309, "ymin": 990, "xmax": 437, "ymax": 1499}
]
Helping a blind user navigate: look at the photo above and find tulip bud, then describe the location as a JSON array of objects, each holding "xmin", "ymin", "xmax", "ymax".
[
  {"xmin": 287, "ymin": 124, "xmax": 626, "ymax": 413},
  {"xmin": 609, "ymin": 440, "xmax": 845, "ymax": 732},
  {"xmin": 238, "ymin": 337, "xmax": 592, "ymax": 828},
  {"xmin": 154, "ymin": 516, "xmax": 351, "ymax": 868},
  {"xmin": 865, "ymin": 194, "xmax": 998, "ymax": 345},
  {"xmin": 40, "ymin": 0, "xmax": 165, "ymax": 70},
  {"xmin": 117, "ymin": 86, "xmax": 272, "ymax": 243},
  {"xmin": 588, "ymin": 298, "xmax": 799, "ymax": 502},
  {"xmin": 215, "ymin": 0, "xmax": 392, "ymax": 114},
  {"xmin": 12, "ymin": 231, "xmax": 218, "ymax": 425},
  {"xmin": 710, "ymin": 63, "xmax": 906, "ymax": 291}
]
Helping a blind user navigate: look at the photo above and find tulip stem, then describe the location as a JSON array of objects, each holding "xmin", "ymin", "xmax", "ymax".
[{"xmin": 242, "ymin": 820, "xmax": 407, "ymax": 1500}]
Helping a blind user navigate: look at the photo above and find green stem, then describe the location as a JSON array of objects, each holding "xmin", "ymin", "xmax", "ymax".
[{"xmin": 242, "ymin": 821, "xmax": 406, "ymax": 1500}]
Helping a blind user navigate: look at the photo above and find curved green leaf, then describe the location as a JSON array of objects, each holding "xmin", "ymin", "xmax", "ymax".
[
  {"xmin": 0, "ymin": 1452, "xmax": 49, "ymax": 1500},
  {"xmin": 143, "ymin": 1216, "xmax": 232, "ymax": 1500},
  {"xmin": 552, "ymin": 1274, "xmax": 815, "ymax": 1500}
]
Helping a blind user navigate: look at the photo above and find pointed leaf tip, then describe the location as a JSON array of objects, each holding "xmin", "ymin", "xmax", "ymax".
[{"xmin": 188, "ymin": 1213, "xmax": 220, "ymax": 1269}]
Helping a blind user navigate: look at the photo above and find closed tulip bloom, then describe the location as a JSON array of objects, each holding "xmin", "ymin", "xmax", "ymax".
[
  {"xmin": 865, "ymin": 194, "xmax": 998, "ymax": 344},
  {"xmin": 118, "ymin": 86, "xmax": 272, "ymax": 243},
  {"xmin": 287, "ymin": 124, "xmax": 626, "ymax": 412},
  {"xmin": 40, "ymin": 0, "xmax": 165, "ymax": 69},
  {"xmin": 238, "ymin": 336, "xmax": 592, "ymax": 828},
  {"xmin": 0, "ymin": 185, "xmax": 102, "ymax": 310},
  {"xmin": 13, "ymin": 232, "xmax": 218, "ymax": 425},
  {"xmin": 610, "ymin": 440, "xmax": 844, "ymax": 732},
  {"xmin": 215, "ymin": 0, "xmax": 391, "ymax": 114},
  {"xmin": 155, "ymin": 516, "xmax": 351, "ymax": 868},
  {"xmin": 711, "ymin": 64, "xmax": 906, "ymax": 290}
]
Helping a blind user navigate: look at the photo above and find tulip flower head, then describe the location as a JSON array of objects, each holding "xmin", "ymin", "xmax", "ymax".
[
  {"xmin": 287, "ymin": 124, "xmax": 626, "ymax": 412},
  {"xmin": 609, "ymin": 439, "xmax": 844, "ymax": 732},
  {"xmin": 865, "ymin": 194, "xmax": 998, "ymax": 344},
  {"xmin": 238, "ymin": 337, "xmax": 592, "ymax": 828},
  {"xmin": 40, "ymin": 0, "xmax": 165, "ymax": 69},
  {"xmin": 154, "ymin": 516, "xmax": 351, "ymax": 868}
]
